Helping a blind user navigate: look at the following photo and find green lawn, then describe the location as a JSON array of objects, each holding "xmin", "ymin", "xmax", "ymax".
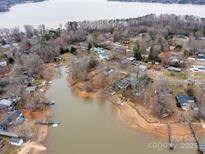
[
  {"xmin": 193, "ymin": 72, "xmax": 205, "ymax": 80},
  {"xmin": 168, "ymin": 71, "xmax": 187, "ymax": 80}
]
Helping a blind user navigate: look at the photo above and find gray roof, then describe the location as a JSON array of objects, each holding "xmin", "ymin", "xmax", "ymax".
[
  {"xmin": 176, "ymin": 95, "xmax": 195, "ymax": 106},
  {"xmin": 2, "ymin": 110, "xmax": 23, "ymax": 126},
  {"xmin": 0, "ymin": 99, "xmax": 13, "ymax": 107},
  {"xmin": 117, "ymin": 79, "xmax": 130, "ymax": 89}
]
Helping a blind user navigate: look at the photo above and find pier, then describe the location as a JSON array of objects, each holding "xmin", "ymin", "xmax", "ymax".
[
  {"xmin": 188, "ymin": 122, "xmax": 205, "ymax": 154},
  {"xmin": 35, "ymin": 120, "xmax": 61, "ymax": 127},
  {"xmin": 167, "ymin": 123, "xmax": 174, "ymax": 150}
]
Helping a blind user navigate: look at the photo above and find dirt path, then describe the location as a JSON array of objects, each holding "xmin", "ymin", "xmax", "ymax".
[
  {"xmin": 17, "ymin": 125, "xmax": 48, "ymax": 154},
  {"xmin": 17, "ymin": 142, "xmax": 46, "ymax": 154}
]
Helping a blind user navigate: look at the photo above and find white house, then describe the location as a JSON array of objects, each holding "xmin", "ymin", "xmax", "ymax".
[
  {"xmin": 190, "ymin": 65, "xmax": 205, "ymax": 73},
  {"xmin": 0, "ymin": 99, "xmax": 13, "ymax": 108},
  {"xmin": 0, "ymin": 61, "xmax": 7, "ymax": 67}
]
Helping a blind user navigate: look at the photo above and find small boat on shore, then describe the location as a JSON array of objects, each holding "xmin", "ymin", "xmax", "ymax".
[
  {"xmin": 43, "ymin": 99, "xmax": 56, "ymax": 106},
  {"xmin": 35, "ymin": 120, "xmax": 61, "ymax": 127}
]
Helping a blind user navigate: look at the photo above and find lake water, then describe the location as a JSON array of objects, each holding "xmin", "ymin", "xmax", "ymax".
[
  {"xmin": 0, "ymin": 0, "xmax": 205, "ymax": 153},
  {"xmin": 0, "ymin": 0, "xmax": 205, "ymax": 28},
  {"xmin": 45, "ymin": 67, "xmax": 205, "ymax": 154}
]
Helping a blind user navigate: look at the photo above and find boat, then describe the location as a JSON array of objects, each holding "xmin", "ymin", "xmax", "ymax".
[
  {"xmin": 50, "ymin": 99, "xmax": 56, "ymax": 105},
  {"xmin": 52, "ymin": 123, "xmax": 60, "ymax": 127},
  {"xmin": 36, "ymin": 120, "xmax": 61, "ymax": 127},
  {"xmin": 43, "ymin": 99, "xmax": 56, "ymax": 106}
]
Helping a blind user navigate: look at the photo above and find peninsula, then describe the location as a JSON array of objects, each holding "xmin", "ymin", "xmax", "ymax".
[{"xmin": 0, "ymin": 0, "xmax": 46, "ymax": 12}]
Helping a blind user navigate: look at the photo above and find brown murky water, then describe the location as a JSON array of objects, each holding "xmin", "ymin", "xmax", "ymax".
[{"xmin": 45, "ymin": 67, "xmax": 205, "ymax": 154}]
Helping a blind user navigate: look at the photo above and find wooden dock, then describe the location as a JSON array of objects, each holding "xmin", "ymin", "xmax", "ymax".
[
  {"xmin": 35, "ymin": 120, "xmax": 61, "ymax": 127},
  {"xmin": 167, "ymin": 123, "xmax": 174, "ymax": 150},
  {"xmin": 188, "ymin": 122, "xmax": 205, "ymax": 154}
]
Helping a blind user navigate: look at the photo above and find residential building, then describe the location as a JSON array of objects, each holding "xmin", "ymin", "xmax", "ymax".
[
  {"xmin": 196, "ymin": 54, "xmax": 205, "ymax": 62},
  {"xmin": 117, "ymin": 79, "xmax": 130, "ymax": 90},
  {"xmin": 2, "ymin": 110, "xmax": 25, "ymax": 126},
  {"xmin": 94, "ymin": 47, "xmax": 110, "ymax": 60},
  {"xmin": 0, "ymin": 99, "xmax": 13, "ymax": 109},
  {"xmin": 176, "ymin": 95, "xmax": 198, "ymax": 111}
]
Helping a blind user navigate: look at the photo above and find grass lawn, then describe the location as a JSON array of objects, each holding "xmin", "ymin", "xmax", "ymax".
[
  {"xmin": 167, "ymin": 71, "xmax": 187, "ymax": 80},
  {"xmin": 168, "ymin": 83, "xmax": 186, "ymax": 95},
  {"xmin": 193, "ymin": 72, "xmax": 205, "ymax": 80}
]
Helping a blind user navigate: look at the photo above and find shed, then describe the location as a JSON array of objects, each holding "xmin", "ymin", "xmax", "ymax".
[
  {"xmin": 0, "ymin": 61, "xmax": 7, "ymax": 67},
  {"xmin": 103, "ymin": 68, "xmax": 114, "ymax": 76}
]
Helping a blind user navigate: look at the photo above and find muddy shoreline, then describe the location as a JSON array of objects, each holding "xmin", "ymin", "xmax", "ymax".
[
  {"xmin": 16, "ymin": 64, "xmax": 56, "ymax": 154},
  {"xmin": 17, "ymin": 65, "xmax": 205, "ymax": 154},
  {"xmin": 67, "ymin": 72, "xmax": 205, "ymax": 140}
]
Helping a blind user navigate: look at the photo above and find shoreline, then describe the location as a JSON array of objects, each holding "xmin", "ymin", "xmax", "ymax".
[
  {"xmin": 114, "ymin": 103, "xmax": 205, "ymax": 139},
  {"xmin": 67, "ymin": 73, "xmax": 205, "ymax": 140},
  {"xmin": 16, "ymin": 64, "xmax": 56, "ymax": 154},
  {"xmin": 17, "ymin": 108, "xmax": 52, "ymax": 154},
  {"xmin": 0, "ymin": 0, "xmax": 46, "ymax": 13},
  {"xmin": 17, "ymin": 64, "xmax": 205, "ymax": 154}
]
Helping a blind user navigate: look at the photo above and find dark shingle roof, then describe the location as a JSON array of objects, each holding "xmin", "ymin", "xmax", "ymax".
[{"xmin": 176, "ymin": 95, "xmax": 195, "ymax": 106}]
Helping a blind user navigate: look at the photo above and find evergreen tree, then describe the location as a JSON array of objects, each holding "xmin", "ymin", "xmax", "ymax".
[
  {"xmin": 88, "ymin": 43, "xmax": 92, "ymax": 51},
  {"xmin": 133, "ymin": 41, "xmax": 142, "ymax": 61},
  {"xmin": 148, "ymin": 46, "xmax": 159, "ymax": 62}
]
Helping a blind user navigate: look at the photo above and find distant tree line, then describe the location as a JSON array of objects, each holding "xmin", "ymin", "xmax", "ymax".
[{"xmin": 107, "ymin": 0, "xmax": 205, "ymax": 5}]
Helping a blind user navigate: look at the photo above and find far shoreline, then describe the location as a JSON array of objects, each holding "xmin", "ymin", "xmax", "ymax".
[
  {"xmin": 1, "ymin": 1, "xmax": 205, "ymax": 29},
  {"xmin": 0, "ymin": 0, "xmax": 47, "ymax": 13},
  {"xmin": 107, "ymin": 0, "xmax": 205, "ymax": 5}
]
